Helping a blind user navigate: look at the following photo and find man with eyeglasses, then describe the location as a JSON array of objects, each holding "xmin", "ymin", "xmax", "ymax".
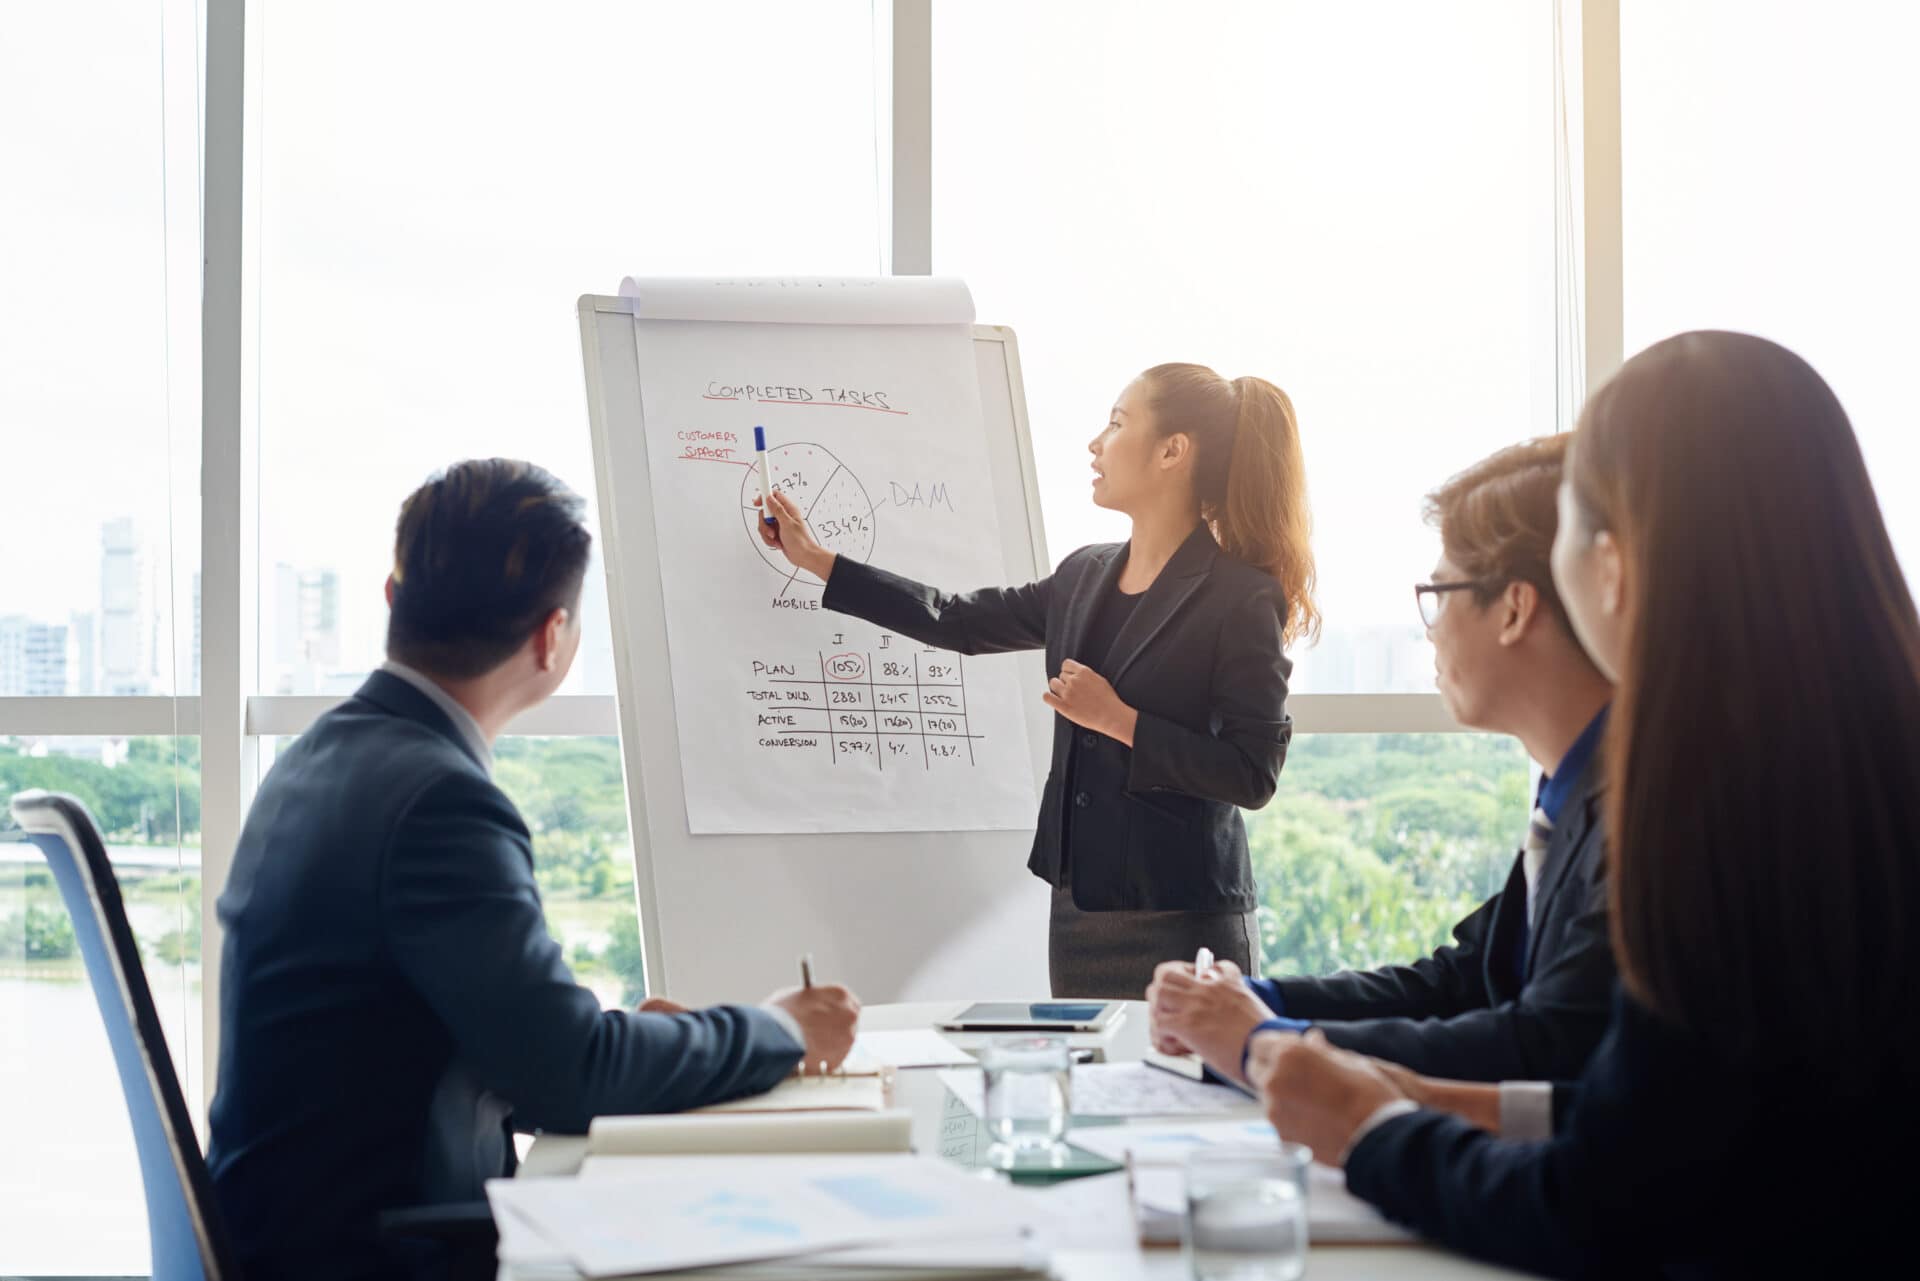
[{"xmin": 1148, "ymin": 436, "xmax": 1616, "ymax": 1126}]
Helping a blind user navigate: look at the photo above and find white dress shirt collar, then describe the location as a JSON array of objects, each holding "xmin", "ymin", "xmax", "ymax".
[{"xmin": 378, "ymin": 660, "xmax": 493, "ymax": 775}]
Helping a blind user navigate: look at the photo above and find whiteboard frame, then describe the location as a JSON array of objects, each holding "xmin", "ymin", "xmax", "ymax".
[{"xmin": 576, "ymin": 294, "xmax": 1054, "ymax": 1002}]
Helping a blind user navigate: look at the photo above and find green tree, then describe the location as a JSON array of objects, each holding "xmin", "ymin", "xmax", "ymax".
[
  {"xmin": 493, "ymin": 738, "xmax": 636, "ymax": 901},
  {"xmin": 1248, "ymin": 733, "xmax": 1527, "ymax": 979},
  {"xmin": 604, "ymin": 909, "xmax": 648, "ymax": 1007},
  {"xmin": 0, "ymin": 738, "xmax": 201, "ymax": 841},
  {"xmin": 0, "ymin": 904, "xmax": 80, "ymax": 960},
  {"xmin": 1249, "ymin": 796, "xmax": 1456, "ymax": 976},
  {"xmin": 152, "ymin": 897, "xmax": 202, "ymax": 966},
  {"xmin": 585, "ymin": 860, "xmax": 615, "ymax": 898},
  {"xmin": 493, "ymin": 738, "xmax": 628, "ymax": 842}
]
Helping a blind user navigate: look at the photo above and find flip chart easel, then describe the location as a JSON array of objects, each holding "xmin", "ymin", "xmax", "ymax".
[{"xmin": 577, "ymin": 289, "xmax": 1054, "ymax": 1006}]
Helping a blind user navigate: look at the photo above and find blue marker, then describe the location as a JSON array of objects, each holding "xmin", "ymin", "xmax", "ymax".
[{"xmin": 754, "ymin": 425, "xmax": 777, "ymax": 526}]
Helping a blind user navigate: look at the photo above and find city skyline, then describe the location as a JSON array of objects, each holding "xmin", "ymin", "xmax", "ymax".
[{"xmin": 0, "ymin": 516, "xmax": 1430, "ymax": 701}]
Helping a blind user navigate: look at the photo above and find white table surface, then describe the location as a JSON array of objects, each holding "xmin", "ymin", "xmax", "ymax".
[{"xmin": 511, "ymin": 1000, "xmax": 1537, "ymax": 1280}]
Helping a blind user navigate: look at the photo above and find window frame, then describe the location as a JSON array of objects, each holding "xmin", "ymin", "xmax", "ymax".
[{"xmin": 0, "ymin": 0, "xmax": 1624, "ymax": 1111}]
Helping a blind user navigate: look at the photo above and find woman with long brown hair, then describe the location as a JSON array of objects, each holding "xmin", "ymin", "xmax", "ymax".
[
  {"xmin": 758, "ymin": 363, "xmax": 1317, "ymax": 997},
  {"xmin": 1244, "ymin": 331, "xmax": 1920, "ymax": 1276}
]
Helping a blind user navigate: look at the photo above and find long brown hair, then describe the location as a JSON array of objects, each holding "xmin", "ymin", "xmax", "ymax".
[
  {"xmin": 1568, "ymin": 331, "xmax": 1920, "ymax": 1079},
  {"xmin": 1142, "ymin": 362, "xmax": 1320, "ymax": 644}
]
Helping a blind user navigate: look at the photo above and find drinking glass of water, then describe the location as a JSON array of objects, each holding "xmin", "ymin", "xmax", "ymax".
[
  {"xmin": 1182, "ymin": 1143, "xmax": 1312, "ymax": 1281},
  {"xmin": 979, "ymin": 1035, "xmax": 1071, "ymax": 1167}
]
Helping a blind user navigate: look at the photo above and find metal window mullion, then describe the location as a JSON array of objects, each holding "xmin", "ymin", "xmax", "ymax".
[
  {"xmin": 1581, "ymin": 0, "xmax": 1624, "ymax": 386},
  {"xmin": 197, "ymin": 0, "xmax": 252, "ymax": 1113},
  {"xmin": 239, "ymin": 692, "xmax": 1456, "ymax": 740},
  {"xmin": 0, "ymin": 697, "xmax": 203, "ymax": 736},
  {"xmin": 890, "ymin": 0, "xmax": 932, "ymax": 275},
  {"xmin": 244, "ymin": 693, "xmax": 623, "ymax": 739}
]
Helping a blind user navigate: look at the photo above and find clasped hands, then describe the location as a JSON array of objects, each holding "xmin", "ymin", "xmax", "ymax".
[{"xmin": 1149, "ymin": 959, "xmax": 1421, "ymax": 1165}]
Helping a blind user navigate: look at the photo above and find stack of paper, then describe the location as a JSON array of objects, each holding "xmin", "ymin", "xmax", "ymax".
[
  {"xmin": 488, "ymin": 1154, "xmax": 1053, "ymax": 1279},
  {"xmin": 587, "ymin": 1110, "xmax": 913, "ymax": 1156},
  {"xmin": 937, "ymin": 1062, "xmax": 1254, "ymax": 1119},
  {"xmin": 855, "ymin": 1029, "xmax": 978, "ymax": 1069}
]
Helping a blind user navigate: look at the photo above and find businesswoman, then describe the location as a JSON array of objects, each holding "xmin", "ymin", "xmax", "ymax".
[
  {"xmin": 758, "ymin": 363, "xmax": 1317, "ymax": 997},
  {"xmin": 1245, "ymin": 331, "xmax": 1920, "ymax": 1278}
]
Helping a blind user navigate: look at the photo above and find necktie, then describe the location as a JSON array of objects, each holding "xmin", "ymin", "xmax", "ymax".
[{"xmin": 1523, "ymin": 804, "xmax": 1554, "ymax": 929}]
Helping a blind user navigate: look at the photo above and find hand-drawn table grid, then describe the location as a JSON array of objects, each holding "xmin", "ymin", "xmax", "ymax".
[
  {"xmin": 938, "ymin": 1086, "xmax": 991, "ymax": 1167},
  {"xmin": 757, "ymin": 649, "xmax": 987, "ymax": 771}
]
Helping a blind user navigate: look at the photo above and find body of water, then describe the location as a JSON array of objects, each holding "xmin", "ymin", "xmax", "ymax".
[
  {"xmin": 0, "ymin": 842, "xmax": 202, "ymax": 869},
  {"xmin": 2, "ymin": 974, "xmax": 203, "ymax": 1275}
]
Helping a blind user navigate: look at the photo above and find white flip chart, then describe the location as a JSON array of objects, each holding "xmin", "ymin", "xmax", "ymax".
[{"xmin": 618, "ymin": 277, "xmax": 1040, "ymax": 835}]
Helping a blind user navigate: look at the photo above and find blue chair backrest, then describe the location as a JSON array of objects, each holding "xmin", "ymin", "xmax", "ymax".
[{"xmin": 10, "ymin": 790, "xmax": 237, "ymax": 1281}]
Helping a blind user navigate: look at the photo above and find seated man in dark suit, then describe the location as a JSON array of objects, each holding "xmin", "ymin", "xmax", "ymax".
[
  {"xmin": 207, "ymin": 459, "xmax": 859, "ymax": 1280},
  {"xmin": 1149, "ymin": 436, "xmax": 1614, "ymax": 1103}
]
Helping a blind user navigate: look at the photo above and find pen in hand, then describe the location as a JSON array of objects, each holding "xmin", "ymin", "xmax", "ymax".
[{"xmin": 799, "ymin": 953, "xmax": 825, "ymax": 1076}]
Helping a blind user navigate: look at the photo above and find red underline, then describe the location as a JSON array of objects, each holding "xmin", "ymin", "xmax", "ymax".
[
  {"xmin": 705, "ymin": 393, "xmax": 908, "ymax": 415},
  {"xmin": 678, "ymin": 454, "xmax": 752, "ymax": 466},
  {"xmin": 755, "ymin": 399, "xmax": 908, "ymax": 415}
]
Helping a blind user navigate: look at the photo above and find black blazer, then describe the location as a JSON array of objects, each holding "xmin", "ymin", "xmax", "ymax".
[
  {"xmin": 1262, "ymin": 755, "xmax": 1615, "ymax": 1080},
  {"xmin": 206, "ymin": 671, "xmax": 802, "ymax": 1280},
  {"xmin": 821, "ymin": 524, "xmax": 1291, "ymax": 911},
  {"xmin": 1347, "ymin": 986, "xmax": 1916, "ymax": 1279}
]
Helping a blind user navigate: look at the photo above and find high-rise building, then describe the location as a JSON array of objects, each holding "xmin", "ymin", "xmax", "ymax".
[
  {"xmin": 0, "ymin": 616, "xmax": 70, "ymax": 697},
  {"xmin": 1291, "ymin": 624, "xmax": 1435, "ymax": 696},
  {"xmin": 271, "ymin": 563, "xmax": 343, "ymax": 693},
  {"xmin": 99, "ymin": 518, "xmax": 151, "ymax": 695},
  {"xmin": 68, "ymin": 610, "xmax": 96, "ymax": 695}
]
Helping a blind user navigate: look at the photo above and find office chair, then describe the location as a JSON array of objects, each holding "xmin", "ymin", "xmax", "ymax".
[{"xmin": 9, "ymin": 789, "xmax": 238, "ymax": 1281}]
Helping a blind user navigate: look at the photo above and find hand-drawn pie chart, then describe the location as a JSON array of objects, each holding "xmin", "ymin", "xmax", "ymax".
[{"xmin": 741, "ymin": 442, "xmax": 877, "ymax": 588}]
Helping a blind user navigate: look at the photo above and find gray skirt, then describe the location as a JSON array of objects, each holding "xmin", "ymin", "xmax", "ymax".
[{"xmin": 1048, "ymin": 886, "xmax": 1259, "ymax": 999}]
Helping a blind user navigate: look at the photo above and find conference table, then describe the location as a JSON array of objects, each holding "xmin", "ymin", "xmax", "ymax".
[{"xmin": 512, "ymin": 1000, "xmax": 1535, "ymax": 1280}]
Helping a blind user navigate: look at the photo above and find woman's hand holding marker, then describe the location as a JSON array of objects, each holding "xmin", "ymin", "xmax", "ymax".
[{"xmin": 756, "ymin": 488, "xmax": 838, "ymax": 583}]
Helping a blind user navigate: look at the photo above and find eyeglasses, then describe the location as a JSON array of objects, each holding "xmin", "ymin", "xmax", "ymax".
[{"xmin": 1414, "ymin": 580, "xmax": 1493, "ymax": 629}]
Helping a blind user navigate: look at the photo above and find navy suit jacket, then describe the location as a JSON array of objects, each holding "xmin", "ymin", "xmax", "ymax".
[
  {"xmin": 207, "ymin": 671, "xmax": 802, "ymax": 1279},
  {"xmin": 1258, "ymin": 755, "xmax": 1614, "ymax": 1080},
  {"xmin": 1347, "ymin": 986, "xmax": 1915, "ymax": 1279}
]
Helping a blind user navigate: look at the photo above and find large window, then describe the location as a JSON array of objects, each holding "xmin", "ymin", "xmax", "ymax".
[
  {"xmin": 249, "ymin": 0, "xmax": 887, "ymax": 696},
  {"xmin": 1, "ymin": 738, "xmax": 201, "ymax": 1276},
  {"xmin": 1, "ymin": 724, "xmax": 632, "ymax": 1277},
  {"xmin": 1620, "ymin": 0, "xmax": 1920, "ymax": 574},
  {"xmin": 1, "ymin": 0, "xmax": 200, "ymax": 696},
  {"xmin": 491, "ymin": 738, "xmax": 642, "ymax": 1007},
  {"xmin": 1251, "ymin": 733, "xmax": 1525, "ymax": 976},
  {"xmin": 933, "ymin": 0, "xmax": 1559, "ymax": 695},
  {"xmin": 28, "ymin": 4, "xmax": 1865, "ymax": 1273},
  {"xmin": 2, "ymin": 0, "xmax": 202, "ymax": 1272}
]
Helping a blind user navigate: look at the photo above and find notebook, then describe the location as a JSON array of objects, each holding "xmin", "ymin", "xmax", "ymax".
[
  {"xmin": 692, "ymin": 1071, "xmax": 888, "ymax": 1115},
  {"xmin": 587, "ymin": 1110, "xmax": 913, "ymax": 1157}
]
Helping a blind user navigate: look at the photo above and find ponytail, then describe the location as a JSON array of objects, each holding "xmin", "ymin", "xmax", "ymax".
[{"xmin": 1142, "ymin": 363, "xmax": 1320, "ymax": 644}]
